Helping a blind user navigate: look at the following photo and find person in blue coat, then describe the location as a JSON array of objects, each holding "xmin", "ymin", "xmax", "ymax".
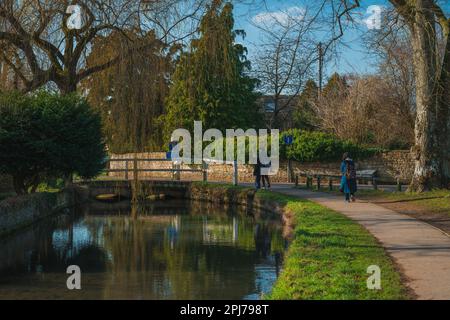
[{"xmin": 340, "ymin": 152, "xmax": 357, "ymax": 202}]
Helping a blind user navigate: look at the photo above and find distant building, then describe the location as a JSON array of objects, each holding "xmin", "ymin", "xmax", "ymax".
[{"xmin": 257, "ymin": 95, "xmax": 299, "ymax": 130}]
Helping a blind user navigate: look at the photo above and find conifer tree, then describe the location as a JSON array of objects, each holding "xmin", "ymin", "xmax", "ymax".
[
  {"xmin": 293, "ymin": 79, "xmax": 319, "ymax": 130},
  {"xmin": 162, "ymin": 0, "xmax": 262, "ymax": 140}
]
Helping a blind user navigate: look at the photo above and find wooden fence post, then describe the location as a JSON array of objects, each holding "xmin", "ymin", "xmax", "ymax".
[
  {"xmin": 287, "ymin": 159, "xmax": 291, "ymax": 183},
  {"xmin": 233, "ymin": 160, "xmax": 238, "ymax": 186},
  {"xmin": 133, "ymin": 157, "xmax": 138, "ymax": 181},
  {"xmin": 202, "ymin": 161, "xmax": 208, "ymax": 182},
  {"xmin": 171, "ymin": 162, "xmax": 176, "ymax": 181},
  {"xmin": 132, "ymin": 156, "xmax": 138, "ymax": 204},
  {"xmin": 105, "ymin": 160, "xmax": 110, "ymax": 179}
]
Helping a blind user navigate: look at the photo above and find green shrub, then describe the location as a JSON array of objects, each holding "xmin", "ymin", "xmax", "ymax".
[
  {"xmin": 0, "ymin": 91, "xmax": 106, "ymax": 194},
  {"xmin": 280, "ymin": 129, "xmax": 382, "ymax": 162}
]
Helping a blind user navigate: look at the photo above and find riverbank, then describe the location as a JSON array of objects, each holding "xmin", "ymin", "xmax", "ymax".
[
  {"xmin": 0, "ymin": 181, "xmax": 410, "ymax": 299},
  {"xmin": 189, "ymin": 182, "xmax": 409, "ymax": 299},
  {"xmin": 0, "ymin": 189, "xmax": 75, "ymax": 238}
]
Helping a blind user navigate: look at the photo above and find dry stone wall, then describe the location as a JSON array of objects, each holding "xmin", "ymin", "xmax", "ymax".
[{"xmin": 108, "ymin": 150, "xmax": 415, "ymax": 184}]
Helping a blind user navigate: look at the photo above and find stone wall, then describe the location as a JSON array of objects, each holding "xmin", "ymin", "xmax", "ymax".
[
  {"xmin": 109, "ymin": 150, "xmax": 415, "ymax": 184},
  {"xmin": 289, "ymin": 150, "xmax": 414, "ymax": 183},
  {"xmin": 359, "ymin": 151, "xmax": 415, "ymax": 183},
  {"xmin": 108, "ymin": 152, "xmax": 290, "ymax": 182},
  {"xmin": 0, "ymin": 189, "xmax": 75, "ymax": 238}
]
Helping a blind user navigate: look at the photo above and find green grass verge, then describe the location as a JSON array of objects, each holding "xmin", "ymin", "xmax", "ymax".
[
  {"xmin": 193, "ymin": 182, "xmax": 409, "ymax": 299},
  {"xmin": 354, "ymin": 189, "xmax": 450, "ymax": 216},
  {"xmin": 0, "ymin": 183, "xmax": 61, "ymax": 203},
  {"xmin": 300, "ymin": 186, "xmax": 450, "ymax": 217},
  {"xmin": 258, "ymin": 191, "xmax": 407, "ymax": 299},
  {"xmin": 192, "ymin": 181, "xmax": 245, "ymax": 190}
]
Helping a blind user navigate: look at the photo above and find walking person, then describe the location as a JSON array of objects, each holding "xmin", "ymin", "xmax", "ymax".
[
  {"xmin": 261, "ymin": 161, "xmax": 271, "ymax": 189},
  {"xmin": 254, "ymin": 158, "xmax": 262, "ymax": 189},
  {"xmin": 340, "ymin": 152, "xmax": 357, "ymax": 203}
]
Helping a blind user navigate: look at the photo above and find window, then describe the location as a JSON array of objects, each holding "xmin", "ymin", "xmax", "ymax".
[{"xmin": 265, "ymin": 101, "xmax": 275, "ymax": 112}]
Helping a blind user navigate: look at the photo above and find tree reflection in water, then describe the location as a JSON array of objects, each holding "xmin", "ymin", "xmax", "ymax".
[{"xmin": 0, "ymin": 200, "xmax": 285, "ymax": 300}]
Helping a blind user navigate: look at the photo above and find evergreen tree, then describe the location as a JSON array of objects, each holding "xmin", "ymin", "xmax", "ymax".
[
  {"xmin": 162, "ymin": 0, "xmax": 262, "ymax": 140},
  {"xmin": 322, "ymin": 73, "xmax": 348, "ymax": 100},
  {"xmin": 0, "ymin": 92, "xmax": 106, "ymax": 194},
  {"xmin": 293, "ymin": 79, "xmax": 319, "ymax": 130}
]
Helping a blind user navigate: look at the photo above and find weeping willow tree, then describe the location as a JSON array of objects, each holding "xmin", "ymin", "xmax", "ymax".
[
  {"xmin": 161, "ymin": 0, "xmax": 262, "ymax": 140},
  {"xmin": 82, "ymin": 31, "xmax": 178, "ymax": 153}
]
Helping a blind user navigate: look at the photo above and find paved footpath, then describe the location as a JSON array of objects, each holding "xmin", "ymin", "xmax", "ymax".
[{"xmin": 270, "ymin": 184, "xmax": 450, "ymax": 300}]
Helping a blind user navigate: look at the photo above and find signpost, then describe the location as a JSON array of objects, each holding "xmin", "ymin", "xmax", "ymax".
[
  {"xmin": 167, "ymin": 141, "xmax": 179, "ymax": 180},
  {"xmin": 284, "ymin": 135, "xmax": 293, "ymax": 145},
  {"xmin": 284, "ymin": 135, "xmax": 294, "ymax": 183}
]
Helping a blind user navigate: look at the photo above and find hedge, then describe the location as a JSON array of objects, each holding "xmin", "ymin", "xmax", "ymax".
[{"xmin": 280, "ymin": 130, "xmax": 382, "ymax": 162}]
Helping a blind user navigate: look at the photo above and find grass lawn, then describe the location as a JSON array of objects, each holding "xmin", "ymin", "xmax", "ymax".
[
  {"xmin": 0, "ymin": 184, "xmax": 61, "ymax": 203},
  {"xmin": 193, "ymin": 183, "xmax": 409, "ymax": 299},
  {"xmin": 255, "ymin": 191, "xmax": 408, "ymax": 300},
  {"xmin": 297, "ymin": 185, "xmax": 450, "ymax": 217},
  {"xmin": 353, "ymin": 189, "xmax": 450, "ymax": 216}
]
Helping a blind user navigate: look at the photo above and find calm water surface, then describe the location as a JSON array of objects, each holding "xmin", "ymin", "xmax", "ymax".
[{"xmin": 0, "ymin": 200, "xmax": 285, "ymax": 299}]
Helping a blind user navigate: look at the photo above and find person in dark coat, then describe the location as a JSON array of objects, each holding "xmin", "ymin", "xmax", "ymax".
[
  {"xmin": 261, "ymin": 161, "xmax": 271, "ymax": 189},
  {"xmin": 340, "ymin": 152, "xmax": 357, "ymax": 202},
  {"xmin": 253, "ymin": 158, "xmax": 262, "ymax": 189}
]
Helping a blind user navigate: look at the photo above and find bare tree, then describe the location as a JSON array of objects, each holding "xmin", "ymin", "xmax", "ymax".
[
  {"xmin": 0, "ymin": 46, "xmax": 26, "ymax": 90},
  {"xmin": 387, "ymin": 0, "xmax": 449, "ymax": 191},
  {"xmin": 0, "ymin": 0, "xmax": 207, "ymax": 93},
  {"xmin": 252, "ymin": 5, "xmax": 318, "ymax": 128},
  {"xmin": 318, "ymin": 0, "xmax": 449, "ymax": 191},
  {"xmin": 367, "ymin": 27, "xmax": 416, "ymax": 140},
  {"xmin": 315, "ymin": 74, "xmax": 415, "ymax": 148},
  {"xmin": 250, "ymin": 0, "xmax": 365, "ymax": 129}
]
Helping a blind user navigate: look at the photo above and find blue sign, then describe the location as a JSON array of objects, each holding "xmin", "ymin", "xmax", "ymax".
[
  {"xmin": 284, "ymin": 135, "xmax": 294, "ymax": 145},
  {"xmin": 167, "ymin": 141, "xmax": 176, "ymax": 160}
]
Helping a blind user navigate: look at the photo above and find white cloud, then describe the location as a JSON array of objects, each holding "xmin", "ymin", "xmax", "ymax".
[{"xmin": 252, "ymin": 6, "xmax": 305, "ymax": 27}]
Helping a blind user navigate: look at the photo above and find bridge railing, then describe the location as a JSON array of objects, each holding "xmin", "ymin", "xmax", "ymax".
[{"xmin": 104, "ymin": 158, "xmax": 207, "ymax": 181}]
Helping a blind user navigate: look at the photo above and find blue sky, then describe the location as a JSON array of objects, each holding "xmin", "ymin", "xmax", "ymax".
[{"xmin": 231, "ymin": 0, "xmax": 394, "ymax": 80}]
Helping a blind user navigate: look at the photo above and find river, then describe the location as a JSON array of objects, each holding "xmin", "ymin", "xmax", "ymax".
[{"xmin": 0, "ymin": 199, "xmax": 286, "ymax": 300}]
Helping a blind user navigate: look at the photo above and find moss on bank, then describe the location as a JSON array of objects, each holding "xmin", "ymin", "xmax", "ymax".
[{"xmin": 192, "ymin": 182, "xmax": 409, "ymax": 300}]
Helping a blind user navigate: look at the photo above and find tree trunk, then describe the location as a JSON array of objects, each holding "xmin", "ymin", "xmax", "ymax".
[
  {"xmin": 436, "ymin": 32, "xmax": 450, "ymax": 188},
  {"xmin": 12, "ymin": 175, "xmax": 26, "ymax": 195},
  {"xmin": 59, "ymin": 80, "xmax": 77, "ymax": 186},
  {"xmin": 409, "ymin": 0, "xmax": 446, "ymax": 191},
  {"xmin": 59, "ymin": 79, "xmax": 77, "ymax": 95}
]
